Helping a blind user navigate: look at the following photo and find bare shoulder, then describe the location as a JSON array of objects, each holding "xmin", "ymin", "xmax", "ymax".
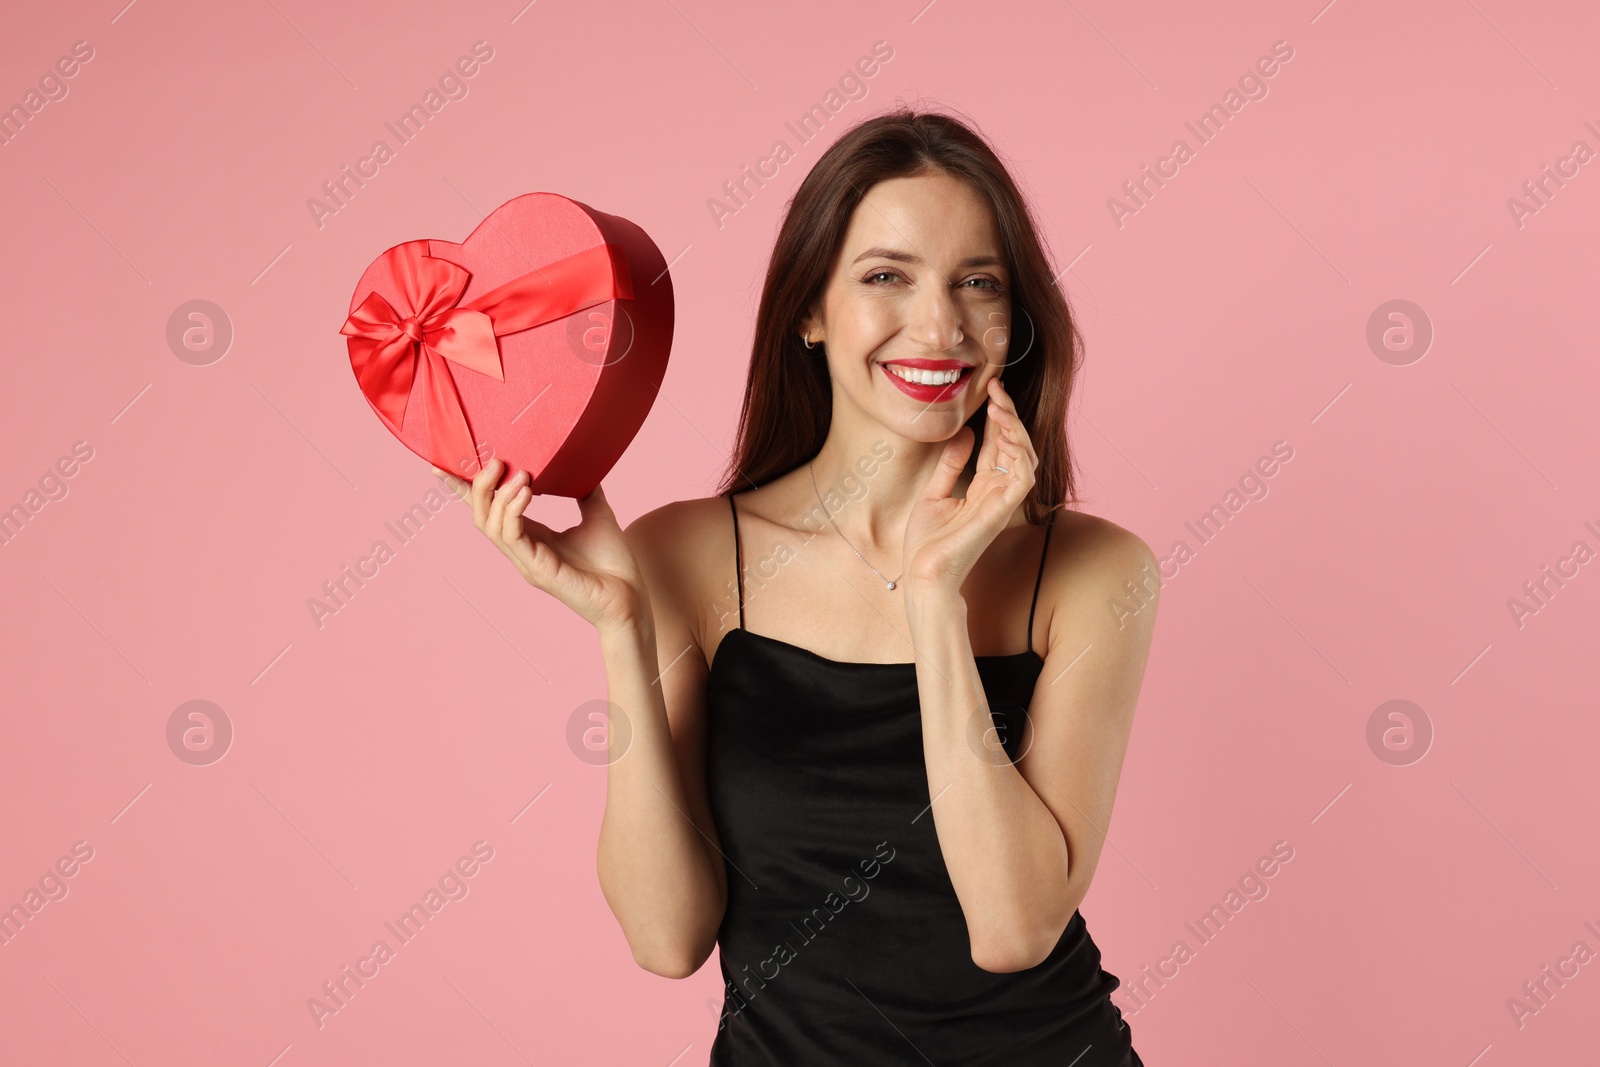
[
  {"xmin": 620, "ymin": 495, "xmax": 736, "ymax": 647},
  {"xmin": 1049, "ymin": 508, "xmax": 1157, "ymax": 572},
  {"xmin": 1041, "ymin": 508, "xmax": 1161, "ymax": 640}
]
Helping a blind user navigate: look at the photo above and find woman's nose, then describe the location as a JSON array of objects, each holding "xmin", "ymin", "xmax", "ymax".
[{"xmin": 908, "ymin": 285, "xmax": 965, "ymax": 351}]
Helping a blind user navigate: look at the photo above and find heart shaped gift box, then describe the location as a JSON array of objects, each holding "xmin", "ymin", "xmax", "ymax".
[{"xmin": 340, "ymin": 192, "xmax": 673, "ymax": 497}]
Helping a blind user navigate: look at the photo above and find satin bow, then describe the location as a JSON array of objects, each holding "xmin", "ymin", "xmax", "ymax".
[{"xmin": 340, "ymin": 239, "xmax": 633, "ymax": 476}]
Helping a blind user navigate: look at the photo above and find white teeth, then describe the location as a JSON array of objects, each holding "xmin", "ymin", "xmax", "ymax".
[{"xmin": 885, "ymin": 364, "xmax": 965, "ymax": 386}]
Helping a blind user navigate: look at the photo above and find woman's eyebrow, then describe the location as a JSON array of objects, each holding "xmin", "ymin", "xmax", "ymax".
[{"xmin": 850, "ymin": 246, "xmax": 1004, "ymax": 269}]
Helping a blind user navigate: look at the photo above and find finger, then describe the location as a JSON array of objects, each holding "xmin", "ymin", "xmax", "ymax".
[
  {"xmin": 990, "ymin": 380, "xmax": 1030, "ymax": 450},
  {"xmin": 432, "ymin": 466, "xmax": 469, "ymax": 501},
  {"xmin": 990, "ymin": 375, "xmax": 1022, "ymax": 410},
  {"xmin": 499, "ymin": 482, "xmax": 533, "ymax": 545},
  {"xmin": 922, "ymin": 426, "xmax": 974, "ymax": 501},
  {"xmin": 989, "ymin": 439, "xmax": 1035, "ymax": 514},
  {"xmin": 994, "ymin": 413, "xmax": 1036, "ymax": 470},
  {"xmin": 989, "ymin": 398, "xmax": 1037, "ymax": 477},
  {"xmin": 485, "ymin": 468, "xmax": 527, "ymax": 543},
  {"xmin": 469, "ymin": 457, "xmax": 505, "ymax": 529},
  {"xmin": 986, "ymin": 381, "xmax": 1038, "ymax": 468},
  {"xmin": 576, "ymin": 481, "xmax": 618, "ymax": 526},
  {"xmin": 987, "ymin": 378, "xmax": 1022, "ymax": 426},
  {"xmin": 975, "ymin": 393, "xmax": 1008, "ymax": 475},
  {"xmin": 998, "ymin": 420, "xmax": 1037, "ymax": 477},
  {"xmin": 995, "ymin": 435, "xmax": 1032, "ymax": 484},
  {"xmin": 503, "ymin": 510, "xmax": 562, "ymax": 587}
]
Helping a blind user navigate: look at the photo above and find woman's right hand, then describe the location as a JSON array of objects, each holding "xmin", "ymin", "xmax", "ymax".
[{"xmin": 433, "ymin": 457, "xmax": 649, "ymax": 633}]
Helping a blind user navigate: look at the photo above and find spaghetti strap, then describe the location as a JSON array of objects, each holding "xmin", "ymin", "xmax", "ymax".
[
  {"xmin": 1026, "ymin": 510, "xmax": 1057, "ymax": 655},
  {"xmin": 728, "ymin": 494, "xmax": 745, "ymax": 630}
]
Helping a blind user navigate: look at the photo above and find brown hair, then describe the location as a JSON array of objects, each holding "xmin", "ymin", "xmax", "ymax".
[{"xmin": 715, "ymin": 105, "xmax": 1084, "ymax": 525}]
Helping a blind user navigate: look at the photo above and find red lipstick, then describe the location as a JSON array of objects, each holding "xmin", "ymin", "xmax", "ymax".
[{"xmin": 878, "ymin": 358, "xmax": 974, "ymax": 402}]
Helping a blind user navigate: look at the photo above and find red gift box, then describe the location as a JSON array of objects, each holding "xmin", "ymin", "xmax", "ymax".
[{"xmin": 340, "ymin": 192, "xmax": 673, "ymax": 497}]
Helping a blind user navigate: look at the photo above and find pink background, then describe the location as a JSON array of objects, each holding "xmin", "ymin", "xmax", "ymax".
[{"xmin": 3, "ymin": 1, "xmax": 1597, "ymax": 1064}]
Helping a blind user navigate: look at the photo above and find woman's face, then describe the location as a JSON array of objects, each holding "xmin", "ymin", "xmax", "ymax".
[{"xmin": 805, "ymin": 170, "xmax": 1012, "ymax": 444}]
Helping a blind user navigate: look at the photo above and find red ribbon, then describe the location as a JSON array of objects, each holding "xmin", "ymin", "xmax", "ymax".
[{"xmin": 340, "ymin": 240, "xmax": 634, "ymax": 476}]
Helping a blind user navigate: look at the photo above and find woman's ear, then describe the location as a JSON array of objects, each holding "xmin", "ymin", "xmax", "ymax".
[{"xmin": 798, "ymin": 307, "xmax": 823, "ymax": 346}]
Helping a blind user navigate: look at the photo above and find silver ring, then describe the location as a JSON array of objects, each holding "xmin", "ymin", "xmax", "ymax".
[{"xmin": 993, "ymin": 465, "xmax": 1009, "ymax": 474}]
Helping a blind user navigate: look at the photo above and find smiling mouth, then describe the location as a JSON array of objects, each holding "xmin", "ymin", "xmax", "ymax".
[
  {"xmin": 880, "ymin": 363, "xmax": 973, "ymax": 386},
  {"xmin": 878, "ymin": 360, "xmax": 974, "ymax": 401}
]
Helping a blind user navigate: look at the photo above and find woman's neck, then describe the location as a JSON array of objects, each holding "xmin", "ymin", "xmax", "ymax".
[{"xmin": 803, "ymin": 428, "xmax": 970, "ymax": 550}]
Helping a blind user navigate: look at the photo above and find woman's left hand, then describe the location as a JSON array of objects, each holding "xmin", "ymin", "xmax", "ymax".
[{"xmin": 903, "ymin": 376, "xmax": 1038, "ymax": 596}]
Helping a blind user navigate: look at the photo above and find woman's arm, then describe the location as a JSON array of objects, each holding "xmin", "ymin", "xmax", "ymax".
[
  {"xmin": 438, "ymin": 463, "xmax": 727, "ymax": 978},
  {"xmin": 594, "ymin": 504, "xmax": 729, "ymax": 978},
  {"xmin": 906, "ymin": 521, "xmax": 1157, "ymax": 973},
  {"xmin": 908, "ymin": 524, "xmax": 1158, "ymax": 979}
]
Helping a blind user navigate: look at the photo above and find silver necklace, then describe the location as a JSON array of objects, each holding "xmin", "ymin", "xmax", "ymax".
[{"xmin": 809, "ymin": 460, "xmax": 903, "ymax": 590}]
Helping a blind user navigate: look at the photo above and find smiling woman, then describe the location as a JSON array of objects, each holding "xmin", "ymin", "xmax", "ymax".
[
  {"xmin": 438, "ymin": 105, "xmax": 1157, "ymax": 1067},
  {"xmin": 732, "ymin": 113, "xmax": 1081, "ymax": 531},
  {"xmin": 696, "ymin": 109, "xmax": 1152, "ymax": 1066}
]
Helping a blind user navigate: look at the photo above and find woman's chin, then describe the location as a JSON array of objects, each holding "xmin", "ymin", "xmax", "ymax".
[{"xmin": 880, "ymin": 410, "xmax": 975, "ymax": 443}]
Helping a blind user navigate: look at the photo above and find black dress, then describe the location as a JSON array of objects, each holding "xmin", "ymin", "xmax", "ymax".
[{"xmin": 705, "ymin": 494, "xmax": 1143, "ymax": 1066}]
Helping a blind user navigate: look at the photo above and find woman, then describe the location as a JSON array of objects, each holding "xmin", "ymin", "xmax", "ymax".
[{"xmin": 437, "ymin": 108, "xmax": 1158, "ymax": 1065}]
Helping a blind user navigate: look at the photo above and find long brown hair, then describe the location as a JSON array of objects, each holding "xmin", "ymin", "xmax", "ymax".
[{"xmin": 715, "ymin": 105, "xmax": 1084, "ymax": 525}]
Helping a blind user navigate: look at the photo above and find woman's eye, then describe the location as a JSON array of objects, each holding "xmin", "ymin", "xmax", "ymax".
[{"xmin": 862, "ymin": 272, "xmax": 1002, "ymax": 290}]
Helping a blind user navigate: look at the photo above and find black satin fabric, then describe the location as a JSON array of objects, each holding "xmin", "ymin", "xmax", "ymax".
[{"xmin": 704, "ymin": 625, "xmax": 1140, "ymax": 1066}]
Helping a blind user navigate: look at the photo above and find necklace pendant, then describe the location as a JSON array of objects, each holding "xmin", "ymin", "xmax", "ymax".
[{"xmin": 886, "ymin": 580, "xmax": 896, "ymax": 590}]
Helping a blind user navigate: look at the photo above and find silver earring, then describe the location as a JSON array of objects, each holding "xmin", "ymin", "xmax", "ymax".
[{"xmin": 802, "ymin": 334, "xmax": 818, "ymax": 349}]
